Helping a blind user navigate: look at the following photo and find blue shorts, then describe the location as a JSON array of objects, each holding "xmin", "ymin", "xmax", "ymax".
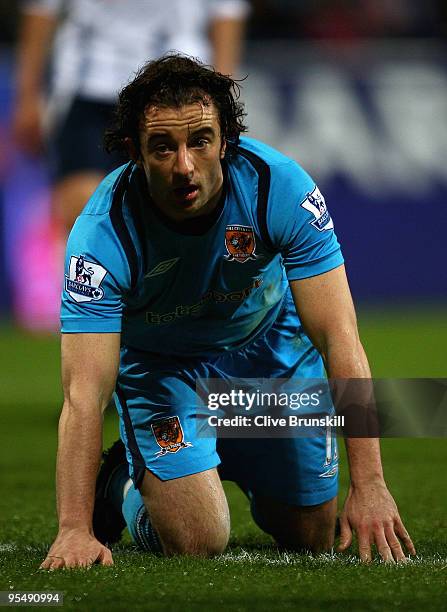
[{"xmin": 115, "ymin": 295, "xmax": 338, "ymax": 506}]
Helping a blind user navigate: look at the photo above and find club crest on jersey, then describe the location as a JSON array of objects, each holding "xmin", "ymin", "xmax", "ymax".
[
  {"xmin": 65, "ymin": 255, "xmax": 107, "ymax": 303},
  {"xmin": 151, "ymin": 416, "xmax": 193, "ymax": 458},
  {"xmin": 301, "ymin": 186, "xmax": 334, "ymax": 232},
  {"xmin": 225, "ymin": 225, "xmax": 257, "ymax": 262}
]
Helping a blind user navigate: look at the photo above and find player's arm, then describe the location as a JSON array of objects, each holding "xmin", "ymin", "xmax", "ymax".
[
  {"xmin": 40, "ymin": 332, "xmax": 120, "ymax": 570},
  {"xmin": 289, "ymin": 265, "xmax": 415, "ymax": 562},
  {"xmin": 13, "ymin": 5, "xmax": 58, "ymax": 154},
  {"xmin": 209, "ymin": 1, "xmax": 249, "ymax": 75},
  {"xmin": 210, "ymin": 17, "xmax": 245, "ymax": 75}
]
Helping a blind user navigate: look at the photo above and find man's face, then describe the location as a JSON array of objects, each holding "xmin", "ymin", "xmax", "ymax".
[{"xmin": 137, "ymin": 102, "xmax": 226, "ymax": 222}]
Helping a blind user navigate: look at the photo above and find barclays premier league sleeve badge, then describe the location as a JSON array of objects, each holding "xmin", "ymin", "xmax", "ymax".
[
  {"xmin": 301, "ymin": 186, "xmax": 334, "ymax": 232},
  {"xmin": 65, "ymin": 255, "xmax": 107, "ymax": 303}
]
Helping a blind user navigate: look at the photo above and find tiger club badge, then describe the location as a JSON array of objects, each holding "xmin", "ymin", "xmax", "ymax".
[
  {"xmin": 225, "ymin": 225, "xmax": 257, "ymax": 263},
  {"xmin": 151, "ymin": 416, "xmax": 193, "ymax": 458}
]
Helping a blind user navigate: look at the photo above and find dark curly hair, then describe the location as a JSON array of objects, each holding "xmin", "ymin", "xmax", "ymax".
[{"xmin": 104, "ymin": 54, "xmax": 247, "ymax": 157}]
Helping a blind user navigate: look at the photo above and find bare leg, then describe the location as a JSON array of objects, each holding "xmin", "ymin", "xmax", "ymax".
[
  {"xmin": 140, "ymin": 468, "xmax": 230, "ymax": 557},
  {"xmin": 53, "ymin": 171, "xmax": 104, "ymax": 235},
  {"xmin": 252, "ymin": 495, "xmax": 337, "ymax": 553}
]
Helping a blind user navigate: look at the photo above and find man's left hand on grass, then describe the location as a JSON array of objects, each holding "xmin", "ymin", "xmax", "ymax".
[{"xmin": 337, "ymin": 479, "xmax": 416, "ymax": 563}]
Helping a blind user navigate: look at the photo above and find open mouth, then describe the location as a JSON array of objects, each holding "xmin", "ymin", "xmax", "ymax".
[{"xmin": 172, "ymin": 185, "xmax": 199, "ymax": 202}]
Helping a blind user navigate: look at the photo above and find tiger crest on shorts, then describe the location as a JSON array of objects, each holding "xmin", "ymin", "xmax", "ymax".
[{"xmin": 151, "ymin": 416, "xmax": 193, "ymax": 457}]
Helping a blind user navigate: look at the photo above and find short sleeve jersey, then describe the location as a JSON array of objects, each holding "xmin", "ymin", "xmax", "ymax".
[{"xmin": 61, "ymin": 137, "xmax": 344, "ymax": 357}]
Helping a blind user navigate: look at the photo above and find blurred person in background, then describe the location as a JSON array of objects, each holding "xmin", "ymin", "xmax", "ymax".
[
  {"xmin": 13, "ymin": 0, "xmax": 249, "ymax": 236},
  {"xmin": 0, "ymin": 1, "xmax": 18, "ymax": 45}
]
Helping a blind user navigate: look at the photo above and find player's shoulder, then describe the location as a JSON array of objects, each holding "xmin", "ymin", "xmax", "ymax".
[
  {"xmin": 68, "ymin": 162, "xmax": 140, "ymax": 290},
  {"xmin": 80, "ymin": 162, "xmax": 133, "ymax": 217},
  {"xmin": 68, "ymin": 162, "xmax": 134, "ymax": 264},
  {"xmin": 236, "ymin": 136, "xmax": 295, "ymax": 167},
  {"xmin": 233, "ymin": 136, "xmax": 314, "ymax": 196}
]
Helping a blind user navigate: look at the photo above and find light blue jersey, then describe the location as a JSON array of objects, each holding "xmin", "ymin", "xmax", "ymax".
[
  {"xmin": 61, "ymin": 137, "xmax": 343, "ymax": 356},
  {"xmin": 61, "ymin": 136, "xmax": 343, "ymax": 511}
]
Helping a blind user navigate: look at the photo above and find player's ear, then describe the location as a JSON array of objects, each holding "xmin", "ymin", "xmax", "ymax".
[
  {"xmin": 125, "ymin": 137, "xmax": 142, "ymax": 165},
  {"xmin": 220, "ymin": 138, "xmax": 227, "ymax": 159}
]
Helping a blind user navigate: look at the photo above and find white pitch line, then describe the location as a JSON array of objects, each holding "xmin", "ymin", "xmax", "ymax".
[
  {"xmin": 216, "ymin": 549, "xmax": 447, "ymax": 567},
  {"xmin": 0, "ymin": 543, "xmax": 18, "ymax": 552}
]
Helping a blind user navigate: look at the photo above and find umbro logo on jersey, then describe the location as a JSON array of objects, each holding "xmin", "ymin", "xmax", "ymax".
[{"xmin": 144, "ymin": 257, "xmax": 180, "ymax": 279}]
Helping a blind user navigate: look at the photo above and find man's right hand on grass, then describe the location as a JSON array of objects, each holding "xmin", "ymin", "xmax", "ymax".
[{"xmin": 40, "ymin": 528, "xmax": 113, "ymax": 570}]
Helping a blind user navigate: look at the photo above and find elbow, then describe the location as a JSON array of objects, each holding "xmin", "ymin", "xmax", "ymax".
[{"xmin": 62, "ymin": 387, "xmax": 113, "ymax": 416}]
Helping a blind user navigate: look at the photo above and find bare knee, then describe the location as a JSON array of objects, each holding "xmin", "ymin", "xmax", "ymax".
[
  {"xmin": 162, "ymin": 516, "xmax": 230, "ymax": 557},
  {"xmin": 252, "ymin": 495, "xmax": 337, "ymax": 554},
  {"xmin": 141, "ymin": 468, "xmax": 230, "ymax": 557}
]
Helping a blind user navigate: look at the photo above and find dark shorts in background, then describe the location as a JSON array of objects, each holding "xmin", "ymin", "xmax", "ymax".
[{"xmin": 49, "ymin": 96, "xmax": 127, "ymax": 181}]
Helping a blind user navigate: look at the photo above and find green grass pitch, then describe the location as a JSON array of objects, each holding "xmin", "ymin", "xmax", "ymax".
[{"xmin": 1, "ymin": 307, "xmax": 446, "ymax": 610}]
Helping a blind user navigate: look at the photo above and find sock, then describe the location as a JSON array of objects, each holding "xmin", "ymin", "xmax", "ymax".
[
  {"xmin": 123, "ymin": 478, "xmax": 133, "ymax": 499},
  {"xmin": 106, "ymin": 463, "xmax": 130, "ymax": 515},
  {"xmin": 122, "ymin": 483, "xmax": 162, "ymax": 553}
]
